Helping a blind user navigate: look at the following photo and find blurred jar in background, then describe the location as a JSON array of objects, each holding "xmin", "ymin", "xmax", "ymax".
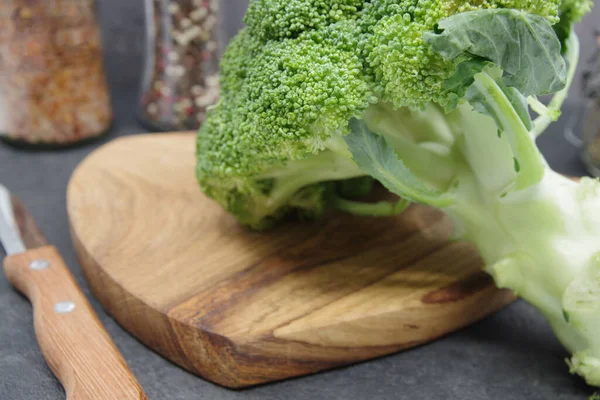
[
  {"xmin": 0, "ymin": 0, "xmax": 112, "ymax": 148},
  {"xmin": 582, "ymin": 31, "xmax": 600, "ymax": 176},
  {"xmin": 138, "ymin": 0, "xmax": 223, "ymax": 132}
]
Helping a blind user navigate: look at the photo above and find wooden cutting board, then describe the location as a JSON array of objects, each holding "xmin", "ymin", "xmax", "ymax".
[{"xmin": 67, "ymin": 133, "xmax": 515, "ymax": 388}]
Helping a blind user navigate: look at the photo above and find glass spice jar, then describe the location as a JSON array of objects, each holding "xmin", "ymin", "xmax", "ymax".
[
  {"xmin": 138, "ymin": 0, "xmax": 222, "ymax": 132},
  {"xmin": 0, "ymin": 0, "xmax": 112, "ymax": 148},
  {"xmin": 581, "ymin": 31, "xmax": 600, "ymax": 177}
]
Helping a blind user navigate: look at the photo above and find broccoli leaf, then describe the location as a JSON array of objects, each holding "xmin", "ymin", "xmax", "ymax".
[
  {"xmin": 344, "ymin": 119, "xmax": 455, "ymax": 207},
  {"xmin": 425, "ymin": 9, "xmax": 567, "ymax": 97}
]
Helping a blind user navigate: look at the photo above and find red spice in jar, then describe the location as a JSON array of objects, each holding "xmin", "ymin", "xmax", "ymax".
[{"xmin": 0, "ymin": 0, "xmax": 113, "ymax": 147}]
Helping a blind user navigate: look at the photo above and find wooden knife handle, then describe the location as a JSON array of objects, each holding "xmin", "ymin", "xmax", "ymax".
[{"xmin": 3, "ymin": 245, "xmax": 147, "ymax": 400}]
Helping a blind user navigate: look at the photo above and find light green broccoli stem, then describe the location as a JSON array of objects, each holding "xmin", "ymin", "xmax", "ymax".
[
  {"xmin": 446, "ymin": 170, "xmax": 600, "ymax": 387},
  {"xmin": 468, "ymin": 72, "xmax": 546, "ymax": 190},
  {"xmin": 444, "ymin": 63, "xmax": 600, "ymax": 386},
  {"xmin": 350, "ymin": 46, "xmax": 600, "ymax": 385},
  {"xmin": 363, "ymin": 103, "xmax": 458, "ymax": 191},
  {"xmin": 260, "ymin": 145, "xmax": 411, "ymax": 218},
  {"xmin": 331, "ymin": 196, "xmax": 410, "ymax": 216},
  {"xmin": 257, "ymin": 150, "xmax": 366, "ymax": 213},
  {"xmin": 350, "ymin": 92, "xmax": 600, "ymax": 384}
]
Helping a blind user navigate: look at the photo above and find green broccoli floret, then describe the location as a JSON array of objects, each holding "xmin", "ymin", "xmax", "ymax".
[
  {"xmin": 196, "ymin": 21, "xmax": 373, "ymax": 229},
  {"xmin": 244, "ymin": 0, "xmax": 364, "ymax": 41},
  {"xmin": 554, "ymin": 0, "xmax": 593, "ymax": 47},
  {"xmin": 359, "ymin": 0, "xmax": 562, "ymax": 108}
]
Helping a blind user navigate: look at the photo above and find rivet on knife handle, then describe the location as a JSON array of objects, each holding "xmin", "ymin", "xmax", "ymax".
[{"xmin": 3, "ymin": 246, "xmax": 147, "ymax": 400}]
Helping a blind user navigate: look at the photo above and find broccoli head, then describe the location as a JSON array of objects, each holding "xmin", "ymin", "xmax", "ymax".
[
  {"xmin": 197, "ymin": 0, "xmax": 583, "ymax": 229},
  {"xmin": 196, "ymin": 21, "xmax": 372, "ymax": 228},
  {"xmin": 244, "ymin": 0, "xmax": 364, "ymax": 41}
]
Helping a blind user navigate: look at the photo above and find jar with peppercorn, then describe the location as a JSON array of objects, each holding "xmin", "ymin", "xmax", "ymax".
[
  {"xmin": 0, "ymin": 0, "xmax": 113, "ymax": 148},
  {"xmin": 581, "ymin": 30, "xmax": 600, "ymax": 177},
  {"xmin": 139, "ymin": 0, "xmax": 223, "ymax": 132}
]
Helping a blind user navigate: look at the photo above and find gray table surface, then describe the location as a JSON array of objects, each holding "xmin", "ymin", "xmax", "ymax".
[{"xmin": 1, "ymin": 1, "xmax": 599, "ymax": 399}]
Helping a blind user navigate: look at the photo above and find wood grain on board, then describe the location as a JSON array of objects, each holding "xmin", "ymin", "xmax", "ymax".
[{"xmin": 67, "ymin": 133, "xmax": 515, "ymax": 388}]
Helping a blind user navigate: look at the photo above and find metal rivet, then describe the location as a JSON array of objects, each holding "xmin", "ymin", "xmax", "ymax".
[
  {"xmin": 30, "ymin": 259, "xmax": 50, "ymax": 270},
  {"xmin": 54, "ymin": 301, "xmax": 75, "ymax": 314}
]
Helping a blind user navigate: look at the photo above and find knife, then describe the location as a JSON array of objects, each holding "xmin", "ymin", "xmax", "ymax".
[{"xmin": 0, "ymin": 184, "xmax": 147, "ymax": 400}]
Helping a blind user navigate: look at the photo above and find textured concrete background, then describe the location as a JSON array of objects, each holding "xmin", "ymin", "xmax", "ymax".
[
  {"xmin": 572, "ymin": 2, "xmax": 600, "ymax": 97},
  {"xmin": 0, "ymin": 2, "xmax": 599, "ymax": 399}
]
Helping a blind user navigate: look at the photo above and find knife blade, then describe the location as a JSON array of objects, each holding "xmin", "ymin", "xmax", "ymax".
[
  {"xmin": 0, "ymin": 185, "xmax": 46, "ymax": 254},
  {"xmin": 0, "ymin": 183, "xmax": 147, "ymax": 400}
]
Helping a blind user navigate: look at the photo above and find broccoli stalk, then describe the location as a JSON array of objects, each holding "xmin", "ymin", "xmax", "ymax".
[
  {"xmin": 451, "ymin": 136, "xmax": 600, "ymax": 387},
  {"xmin": 347, "ymin": 33, "xmax": 600, "ymax": 385}
]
